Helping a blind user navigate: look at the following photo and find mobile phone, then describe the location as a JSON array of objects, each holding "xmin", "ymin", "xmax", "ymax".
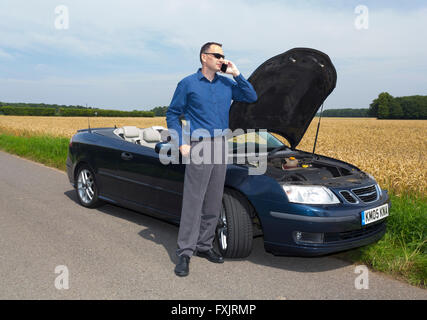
[{"xmin": 220, "ymin": 63, "xmax": 228, "ymax": 73}]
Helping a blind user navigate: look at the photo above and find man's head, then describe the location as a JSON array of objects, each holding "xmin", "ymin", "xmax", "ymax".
[{"xmin": 200, "ymin": 42, "xmax": 224, "ymax": 72}]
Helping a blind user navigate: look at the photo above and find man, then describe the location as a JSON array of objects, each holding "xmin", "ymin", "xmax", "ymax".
[{"xmin": 166, "ymin": 42, "xmax": 257, "ymax": 277}]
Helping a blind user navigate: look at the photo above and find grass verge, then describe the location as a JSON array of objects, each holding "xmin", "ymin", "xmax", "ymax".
[
  {"xmin": 0, "ymin": 129, "xmax": 69, "ymax": 171},
  {"xmin": 0, "ymin": 129, "xmax": 425, "ymax": 288}
]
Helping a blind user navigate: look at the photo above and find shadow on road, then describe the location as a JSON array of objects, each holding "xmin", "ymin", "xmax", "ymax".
[{"xmin": 64, "ymin": 190, "xmax": 352, "ymax": 274}]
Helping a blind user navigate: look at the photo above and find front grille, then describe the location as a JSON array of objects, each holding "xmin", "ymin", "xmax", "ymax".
[
  {"xmin": 324, "ymin": 222, "xmax": 385, "ymax": 243},
  {"xmin": 340, "ymin": 191, "xmax": 358, "ymax": 203},
  {"xmin": 352, "ymin": 185, "xmax": 378, "ymax": 203}
]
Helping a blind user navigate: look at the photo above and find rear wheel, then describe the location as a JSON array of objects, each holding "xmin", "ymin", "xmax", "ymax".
[
  {"xmin": 215, "ymin": 189, "xmax": 253, "ymax": 258},
  {"xmin": 75, "ymin": 165, "xmax": 103, "ymax": 208}
]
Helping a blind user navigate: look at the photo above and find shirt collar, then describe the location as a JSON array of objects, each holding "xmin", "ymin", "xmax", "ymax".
[{"xmin": 197, "ymin": 68, "xmax": 218, "ymax": 82}]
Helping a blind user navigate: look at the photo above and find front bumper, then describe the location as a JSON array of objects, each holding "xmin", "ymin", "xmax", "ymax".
[
  {"xmin": 264, "ymin": 221, "xmax": 387, "ymax": 256},
  {"xmin": 258, "ymin": 191, "xmax": 390, "ymax": 257}
]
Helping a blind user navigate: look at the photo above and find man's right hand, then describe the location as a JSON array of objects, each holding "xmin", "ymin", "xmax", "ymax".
[{"xmin": 179, "ymin": 144, "xmax": 191, "ymax": 157}]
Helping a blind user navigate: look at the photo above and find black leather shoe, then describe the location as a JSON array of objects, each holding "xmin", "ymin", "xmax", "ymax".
[
  {"xmin": 195, "ymin": 249, "xmax": 224, "ymax": 263},
  {"xmin": 174, "ymin": 255, "xmax": 190, "ymax": 277}
]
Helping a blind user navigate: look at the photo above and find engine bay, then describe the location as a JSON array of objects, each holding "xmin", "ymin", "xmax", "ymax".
[{"xmin": 264, "ymin": 150, "xmax": 368, "ymax": 186}]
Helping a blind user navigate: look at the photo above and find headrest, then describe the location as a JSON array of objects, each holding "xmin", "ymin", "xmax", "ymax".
[
  {"xmin": 143, "ymin": 128, "xmax": 161, "ymax": 142},
  {"xmin": 123, "ymin": 126, "xmax": 140, "ymax": 138}
]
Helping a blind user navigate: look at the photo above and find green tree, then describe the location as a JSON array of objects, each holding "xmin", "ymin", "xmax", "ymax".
[
  {"xmin": 370, "ymin": 92, "xmax": 394, "ymax": 118},
  {"xmin": 389, "ymin": 100, "xmax": 403, "ymax": 119},
  {"xmin": 368, "ymin": 97, "xmax": 380, "ymax": 117},
  {"xmin": 378, "ymin": 103, "xmax": 389, "ymax": 119},
  {"xmin": 150, "ymin": 106, "xmax": 168, "ymax": 116}
]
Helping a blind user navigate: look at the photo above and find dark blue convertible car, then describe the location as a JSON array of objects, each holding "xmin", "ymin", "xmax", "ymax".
[{"xmin": 66, "ymin": 48, "xmax": 390, "ymax": 257}]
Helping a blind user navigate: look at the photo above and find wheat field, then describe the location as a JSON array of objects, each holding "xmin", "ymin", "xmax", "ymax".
[{"xmin": 0, "ymin": 115, "xmax": 426, "ymax": 196}]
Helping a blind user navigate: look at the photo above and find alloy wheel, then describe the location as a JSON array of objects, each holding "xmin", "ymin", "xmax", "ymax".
[
  {"xmin": 216, "ymin": 206, "xmax": 228, "ymax": 251},
  {"xmin": 77, "ymin": 168, "xmax": 95, "ymax": 205}
]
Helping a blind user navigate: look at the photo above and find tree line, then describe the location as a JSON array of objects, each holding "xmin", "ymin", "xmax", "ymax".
[
  {"xmin": 368, "ymin": 93, "xmax": 427, "ymax": 119},
  {"xmin": 318, "ymin": 108, "xmax": 369, "ymax": 117},
  {"xmin": 0, "ymin": 102, "xmax": 159, "ymax": 117},
  {"xmin": 0, "ymin": 106, "xmax": 155, "ymax": 117},
  {"xmin": 1, "ymin": 93, "xmax": 426, "ymax": 119},
  {"xmin": 316, "ymin": 93, "xmax": 426, "ymax": 119},
  {"xmin": 0, "ymin": 102, "xmax": 88, "ymax": 109}
]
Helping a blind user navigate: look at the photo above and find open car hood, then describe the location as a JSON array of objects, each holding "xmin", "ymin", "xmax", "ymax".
[{"xmin": 229, "ymin": 48, "xmax": 337, "ymax": 149}]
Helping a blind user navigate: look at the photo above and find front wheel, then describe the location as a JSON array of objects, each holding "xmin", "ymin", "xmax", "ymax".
[
  {"xmin": 75, "ymin": 165, "xmax": 103, "ymax": 208},
  {"xmin": 216, "ymin": 189, "xmax": 253, "ymax": 258}
]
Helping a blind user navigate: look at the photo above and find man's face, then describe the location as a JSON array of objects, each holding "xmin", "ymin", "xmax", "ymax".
[{"xmin": 201, "ymin": 44, "xmax": 225, "ymax": 72}]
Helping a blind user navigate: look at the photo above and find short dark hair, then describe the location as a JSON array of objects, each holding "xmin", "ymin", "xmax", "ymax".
[{"xmin": 199, "ymin": 42, "xmax": 222, "ymax": 64}]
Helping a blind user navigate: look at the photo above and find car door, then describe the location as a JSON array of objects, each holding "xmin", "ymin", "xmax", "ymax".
[
  {"xmin": 88, "ymin": 133, "xmax": 126, "ymax": 199},
  {"xmin": 151, "ymin": 156, "xmax": 185, "ymax": 218},
  {"xmin": 113, "ymin": 141, "xmax": 167, "ymax": 213},
  {"xmin": 114, "ymin": 140, "xmax": 185, "ymax": 219}
]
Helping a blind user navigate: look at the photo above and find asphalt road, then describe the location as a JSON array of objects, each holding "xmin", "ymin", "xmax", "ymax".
[{"xmin": 0, "ymin": 150, "xmax": 425, "ymax": 300}]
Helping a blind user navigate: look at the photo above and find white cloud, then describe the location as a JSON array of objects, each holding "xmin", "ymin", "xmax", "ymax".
[
  {"xmin": 2, "ymin": 1, "xmax": 425, "ymax": 59},
  {"xmin": 0, "ymin": 0, "xmax": 426, "ymax": 108}
]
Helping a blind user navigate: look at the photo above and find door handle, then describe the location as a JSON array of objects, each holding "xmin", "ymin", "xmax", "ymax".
[{"xmin": 121, "ymin": 152, "xmax": 133, "ymax": 160}]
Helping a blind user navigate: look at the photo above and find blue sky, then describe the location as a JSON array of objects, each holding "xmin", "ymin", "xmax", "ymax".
[{"xmin": 0, "ymin": 0, "xmax": 426, "ymax": 111}]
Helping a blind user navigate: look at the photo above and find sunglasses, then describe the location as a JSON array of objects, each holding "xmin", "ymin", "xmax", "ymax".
[{"xmin": 204, "ymin": 52, "xmax": 225, "ymax": 59}]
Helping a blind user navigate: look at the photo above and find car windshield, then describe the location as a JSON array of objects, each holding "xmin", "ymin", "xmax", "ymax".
[{"xmin": 227, "ymin": 131, "xmax": 285, "ymax": 153}]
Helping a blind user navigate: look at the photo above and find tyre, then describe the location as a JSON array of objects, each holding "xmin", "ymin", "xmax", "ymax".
[
  {"xmin": 75, "ymin": 164, "xmax": 103, "ymax": 208},
  {"xmin": 215, "ymin": 189, "xmax": 253, "ymax": 258}
]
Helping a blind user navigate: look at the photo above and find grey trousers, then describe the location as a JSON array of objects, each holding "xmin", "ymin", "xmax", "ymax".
[{"xmin": 176, "ymin": 135, "xmax": 228, "ymax": 257}]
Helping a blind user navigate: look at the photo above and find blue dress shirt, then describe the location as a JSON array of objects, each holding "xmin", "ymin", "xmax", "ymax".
[{"xmin": 166, "ymin": 68, "xmax": 257, "ymax": 146}]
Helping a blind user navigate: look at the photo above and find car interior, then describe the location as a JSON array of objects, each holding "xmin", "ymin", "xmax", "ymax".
[
  {"xmin": 112, "ymin": 126, "xmax": 284, "ymax": 152},
  {"xmin": 113, "ymin": 125, "xmax": 170, "ymax": 148}
]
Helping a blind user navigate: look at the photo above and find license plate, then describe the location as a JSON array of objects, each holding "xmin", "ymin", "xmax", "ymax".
[{"xmin": 361, "ymin": 203, "xmax": 389, "ymax": 226}]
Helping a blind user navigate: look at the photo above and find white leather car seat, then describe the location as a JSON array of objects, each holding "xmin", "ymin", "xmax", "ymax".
[
  {"xmin": 123, "ymin": 126, "xmax": 141, "ymax": 144},
  {"xmin": 140, "ymin": 127, "xmax": 162, "ymax": 148}
]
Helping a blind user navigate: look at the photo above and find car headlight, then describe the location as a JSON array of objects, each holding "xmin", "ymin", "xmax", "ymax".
[{"xmin": 282, "ymin": 185, "xmax": 340, "ymax": 204}]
